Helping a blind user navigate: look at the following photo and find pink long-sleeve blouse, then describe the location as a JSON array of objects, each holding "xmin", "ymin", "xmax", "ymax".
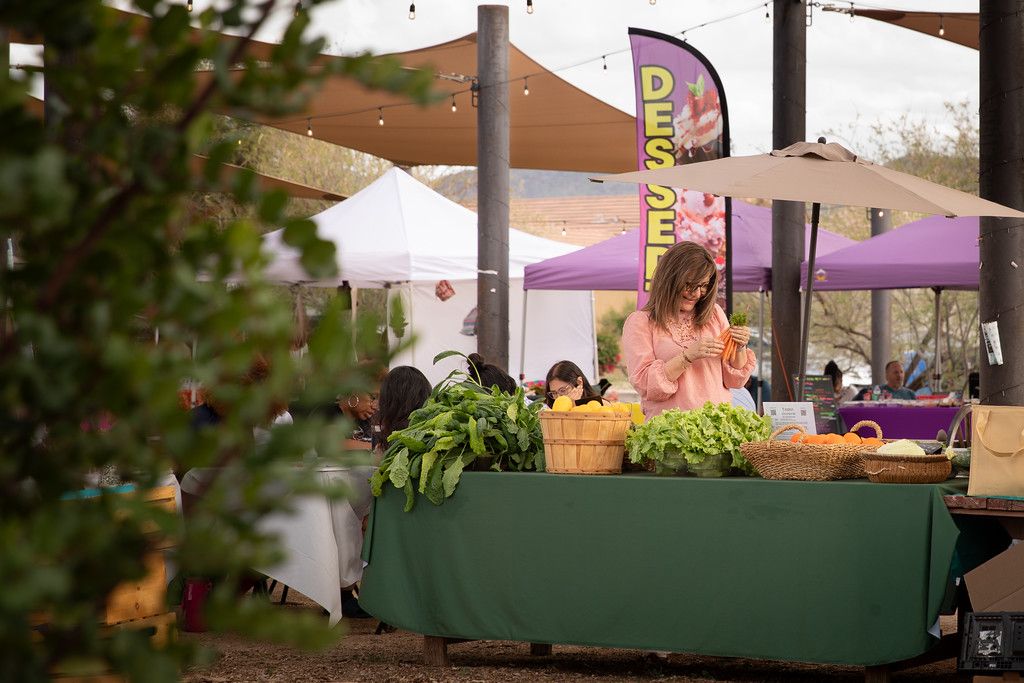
[{"xmin": 622, "ymin": 304, "xmax": 755, "ymax": 418}]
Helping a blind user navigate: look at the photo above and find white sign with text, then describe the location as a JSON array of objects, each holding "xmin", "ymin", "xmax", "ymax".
[{"xmin": 762, "ymin": 402, "xmax": 818, "ymax": 439}]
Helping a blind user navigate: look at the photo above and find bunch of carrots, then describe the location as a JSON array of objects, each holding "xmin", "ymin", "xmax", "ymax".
[{"xmin": 718, "ymin": 311, "xmax": 748, "ymax": 359}]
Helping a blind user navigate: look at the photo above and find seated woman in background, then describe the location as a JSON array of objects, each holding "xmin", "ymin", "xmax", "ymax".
[
  {"xmin": 824, "ymin": 360, "xmax": 857, "ymax": 404},
  {"xmin": 374, "ymin": 366, "xmax": 431, "ymax": 452},
  {"xmin": 543, "ymin": 360, "xmax": 606, "ymax": 408},
  {"xmin": 467, "ymin": 353, "xmax": 518, "ymax": 394}
]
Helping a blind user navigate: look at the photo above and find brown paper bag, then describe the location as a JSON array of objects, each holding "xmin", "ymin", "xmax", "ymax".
[{"xmin": 968, "ymin": 404, "xmax": 1024, "ymax": 498}]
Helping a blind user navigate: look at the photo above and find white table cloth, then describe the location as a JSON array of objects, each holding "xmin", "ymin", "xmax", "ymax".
[{"xmin": 181, "ymin": 465, "xmax": 375, "ymax": 626}]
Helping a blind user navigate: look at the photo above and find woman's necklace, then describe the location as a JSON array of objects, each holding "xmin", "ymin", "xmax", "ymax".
[{"xmin": 666, "ymin": 311, "xmax": 699, "ymax": 348}]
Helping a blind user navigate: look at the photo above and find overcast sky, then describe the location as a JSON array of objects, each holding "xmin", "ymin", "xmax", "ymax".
[
  {"xmin": 20, "ymin": 1, "xmax": 979, "ymax": 157},
  {"xmin": 290, "ymin": 0, "xmax": 979, "ymax": 156}
]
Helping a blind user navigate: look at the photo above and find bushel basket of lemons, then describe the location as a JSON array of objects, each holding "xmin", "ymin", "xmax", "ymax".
[{"xmin": 539, "ymin": 398, "xmax": 635, "ymax": 474}]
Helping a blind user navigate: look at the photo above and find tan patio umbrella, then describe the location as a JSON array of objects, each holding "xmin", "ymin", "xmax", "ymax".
[{"xmin": 592, "ymin": 140, "xmax": 1024, "ymax": 400}]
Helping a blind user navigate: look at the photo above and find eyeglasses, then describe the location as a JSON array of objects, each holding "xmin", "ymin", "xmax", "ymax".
[
  {"xmin": 682, "ymin": 280, "xmax": 712, "ymax": 294},
  {"xmin": 546, "ymin": 384, "xmax": 579, "ymax": 400}
]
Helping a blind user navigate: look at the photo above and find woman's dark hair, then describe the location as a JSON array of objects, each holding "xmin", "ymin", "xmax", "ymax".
[
  {"xmin": 376, "ymin": 366, "xmax": 431, "ymax": 447},
  {"xmin": 544, "ymin": 360, "xmax": 602, "ymax": 407},
  {"xmin": 467, "ymin": 353, "xmax": 517, "ymax": 394},
  {"xmin": 823, "ymin": 360, "xmax": 842, "ymax": 389}
]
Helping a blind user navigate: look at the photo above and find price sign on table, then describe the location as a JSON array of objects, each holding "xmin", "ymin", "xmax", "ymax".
[{"xmin": 794, "ymin": 374, "xmax": 839, "ymax": 434}]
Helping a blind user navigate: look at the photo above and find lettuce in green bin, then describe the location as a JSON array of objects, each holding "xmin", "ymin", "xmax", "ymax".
[{"xmin": 625, "ymin": 401, "xmax": 770, "ymax": 475}]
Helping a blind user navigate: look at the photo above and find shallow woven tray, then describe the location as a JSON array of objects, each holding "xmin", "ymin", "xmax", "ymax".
[
  {"xmin": 739, "ymin": 421, "xmax": 883, "ymax": 481},
  {"xmin": 861, "ymin": 452, "xmax": 952, "ymax": 484}
]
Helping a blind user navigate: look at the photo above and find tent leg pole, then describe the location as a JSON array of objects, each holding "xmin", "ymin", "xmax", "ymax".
[
  {"xmin": 519, "ymin": 289, "xmax": 528, "ymax": 382},
  {"xmin": 591, "ymin": 292, "xmax": 599, "ymax": 382},
  {"xmin": 758, "ymin": 289, "xmax": 765, "ymax": 412},
  {"xmin": 797, "ymin": 201, "xmax": 821, "ymax": 402},
  {"xmin": 934, "ymin": 287, "xmax": 942, "ymax": 393}
]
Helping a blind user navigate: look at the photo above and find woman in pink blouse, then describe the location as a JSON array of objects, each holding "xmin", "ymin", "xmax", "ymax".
[{"xmin": 622, "ymin": 241, "xmax": 755, "ymax": 418}]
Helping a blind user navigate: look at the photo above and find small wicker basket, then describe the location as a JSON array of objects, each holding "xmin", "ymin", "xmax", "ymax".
[
  {"xmin": 861, "ymin": 452, "xmax": 952, "ymax": 484},
  {"xmin": 539, "ymin": 411, "xmax": 631, "ymax": 474},
  {"xmin": 738, "ymin": 420, "xmax": 884, "ymax": 481}
]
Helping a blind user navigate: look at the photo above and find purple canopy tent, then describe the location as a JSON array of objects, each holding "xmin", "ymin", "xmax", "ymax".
[
  {"xmin": 799, "ymin": 215, "xmax": 979, "ymax": 391},
  {"xmin": 520, "ymin": 200, "xmax": 855, "ymax": 401},
  {"xmin": 523, "ymin": 200, "xmax": 854, "ymax": 292}
]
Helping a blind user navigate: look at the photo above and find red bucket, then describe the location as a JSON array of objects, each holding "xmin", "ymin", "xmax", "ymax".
[{"xmin": 181, "ymin": 578, "xmax": 213, "ymax": 633}]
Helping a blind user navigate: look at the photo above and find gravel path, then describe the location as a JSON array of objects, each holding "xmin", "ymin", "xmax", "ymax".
[{"xmin": 181, "ymin": 590, "xmax": 966, "ymax": 682}]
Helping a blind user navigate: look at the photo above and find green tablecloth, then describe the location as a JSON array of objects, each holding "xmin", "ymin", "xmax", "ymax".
[{"xmin": 360, "ymin": 472, "xmax": 960, "ymax": 666}]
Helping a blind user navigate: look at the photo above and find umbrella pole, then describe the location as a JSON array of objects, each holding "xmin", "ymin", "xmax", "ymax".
[
  {"xmin": 797, "ymin": 202, "xmax": 821, "ymax": 402},
  {"xmin": 933, "ymin": 287, "xmax": 943, "ymax": 393}
]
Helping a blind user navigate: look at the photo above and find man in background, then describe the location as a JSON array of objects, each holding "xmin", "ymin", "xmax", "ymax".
[{"xmin": 881, "ymin": 360, "xmax": 916, "ymax": 400}]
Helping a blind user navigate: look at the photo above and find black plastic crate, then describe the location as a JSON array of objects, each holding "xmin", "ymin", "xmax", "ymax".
[{"xmin": 960, "ymin": 612, "xmax": 1024, "ymax": 674}]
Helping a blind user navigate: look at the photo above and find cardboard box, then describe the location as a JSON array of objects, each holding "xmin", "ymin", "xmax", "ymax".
[{"xmin": 965, "ymin": 541, "xmax": 1024, "ymax": 612}]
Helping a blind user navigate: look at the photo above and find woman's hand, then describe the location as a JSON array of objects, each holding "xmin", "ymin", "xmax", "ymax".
[
  {"xmin": 683, "ymin": 336, "xmax": 725, "ymax": 362},
  {"xmin": 728, "ymin": 325, "xmax": 751, "ymax": 348},
  {"xmin": 727, "ymin": 325, "xmax": 751, "ymax": 368}
]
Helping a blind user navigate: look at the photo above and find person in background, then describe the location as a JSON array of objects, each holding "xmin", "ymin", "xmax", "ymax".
[
  {"xmin": 622, "ymin": 241, "xmax": 755, "ymax": 418},
  {"xmin": 467, "ymin": 353, "xmax": 517, "ymax": 394},
  {"xmin": 881, "ymin": 359, "xmax": 916, "ymax": 400},
  {"xmin": 543, "ymin": 360, "xmax": 606, "ymax": 408},
  {"xmin": 824, "ymin": 360, "xmax": 858, "ymax": 404},
  {"xmin": 374, "ymin": 366, "xmax": 431, "ymax": 452}
]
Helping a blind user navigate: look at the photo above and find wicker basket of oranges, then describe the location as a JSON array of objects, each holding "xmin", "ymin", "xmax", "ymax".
[
  {"xmin": 739, "ymin": 420, "xmax": 884, "ymax": 481},
  {"xmin": 539, "ymin": 399, "xmax": 633, "ymax": 474}
]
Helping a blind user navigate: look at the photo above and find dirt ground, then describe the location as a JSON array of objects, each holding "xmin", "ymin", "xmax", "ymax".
[{"xmin": 181, "ymin": 588, "xmax": 969, "ymax": 682}]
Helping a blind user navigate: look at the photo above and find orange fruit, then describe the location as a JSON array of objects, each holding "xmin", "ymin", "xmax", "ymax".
[
  {"xmin": 862, "ymin": 437, "xmax": 883, "ymax": 447},
  {"xmin": 790, "ymin": 433, "xmax": 803, "ymax": 443},
  {"xmin": 842, "ymin": 433, "xmax": 862, "ymax": 444},
  {"xmin": 824, "ymin": 433, "xmax": 844, "ymax": 445}
]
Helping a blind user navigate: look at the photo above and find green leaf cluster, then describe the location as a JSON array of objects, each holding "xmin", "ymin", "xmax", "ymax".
[
  {"xmin": 371, "ymin": 365, "xmax": 544, "ymax": 512},
  {"xmin": 625, "ymin": 401, "xmax": 770, "ymax": 475},
  {"xmin": 0, "ymin": 1, "xmax": 440, "ymax": 680}
]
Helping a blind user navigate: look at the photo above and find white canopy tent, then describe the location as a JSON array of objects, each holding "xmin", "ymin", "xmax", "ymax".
[{"xmin": 259, "ymin": 168, "xmax": 595, "ymax": 385}]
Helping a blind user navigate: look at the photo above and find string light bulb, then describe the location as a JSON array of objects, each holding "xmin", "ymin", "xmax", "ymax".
[
  {"xmin": 378, "ymin": 108, "xmax": 384, "ymax": 126},
  {"xmin": 849, "ymin": 2, "xmax": 854, "ymax": 22},
  {"xmin": 451, "ymin": 95, "xmax": 457, "ymax": 113},
  {"xmin": 186, "ymin": 0, "xmax": 193, "ymax": 10},
  {"xmin": 602, "ymin": 55, "xmax": 607, "ymax": 71},
  {"xmin": 526, "ymin": 0, "xmax": 534, "ymax": 14},
  {"xmin": 408, "ymin": 2, "xmax": 415, "ymax": 20},
  {"xmin": 561, "ymin": 226, "xmax": 567, "ymax": 237},
  {"xmin": 306, "ymin": 118, "xmax": 313, "ymax": 137},
  {"xmin": 649, "ymin": 0, "xmax": 656, "ymax": 5},
  {"xmin": 523, "ymin": 77, "xmax": 529, "ymax": 96},
  {"xmin": 764, "ymin": 3, "xmax": 770, "ymax": 22},
  {"xmin": 939, "ymin": 15, "xmax": 945, "ymax": 36},
  {"xmin": 620, "ymin": 225, "xmax": 627, "ymax": 235}
]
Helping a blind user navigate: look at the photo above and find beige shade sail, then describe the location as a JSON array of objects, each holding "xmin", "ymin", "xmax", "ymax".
[
  {"xmin": 23, "ymin": 96, "xmax": 344, "ymax": 202},
  {"xmin": 19, "ymin": 8, "xmax": 636, "ymax": 172},
  {"xmin": 593, "ymin": 141, "xmax": 1024, "ymax": 218},
  {"xmin": 204, "ymin": 33, "xmax": 637, "ymax": 173},
  {"xmin": 845, "ymin": 9, "xmax": 978, "ymax": 51}
]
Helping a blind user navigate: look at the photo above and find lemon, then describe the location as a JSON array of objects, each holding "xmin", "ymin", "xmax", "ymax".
[
  {"xmin": 571, "ymin": 404, "xmax": 591, "ymax": 413},
  {"xmin": 551, "ymin": 395, "xmax": 574, "ymax": 412},
  {"xmin": 612, "ymin": 402, "xmax": 631, "ymax": 415},
  {"xmin": 630, "ymin": 403, "xmax": 645, "ymax": 425},
  {"xmin": 587, "ymin": 400, "xmax": 602, "ymax": 408}
]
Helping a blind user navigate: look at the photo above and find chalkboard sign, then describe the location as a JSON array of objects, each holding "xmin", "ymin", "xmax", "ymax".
[{"xmin": 795, "ymin": 374, "xmax": 839, "ymax": 434}]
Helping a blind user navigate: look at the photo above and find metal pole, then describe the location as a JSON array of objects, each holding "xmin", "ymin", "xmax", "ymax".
[
  {"xmin": 979, "ymin": 0, "xmax": 1024, "ymax": 406},
  {"xmin": 869, "ymin": 208, "xmax": 893, "ymax": 385},
  {"xmin": 933, "ymin": 287, "xmax": 943, "ymax": 392},
  {"xmin": 476, "ymin": 5, "xmax": 510, "ymax": 371},
  {"xmin": 518, "ymin": 289, "xmax": 528, "ymax": 382},
  {"xmin": 758, "ymin": 289, "xmax": 765, "ymax": 411},
  {"xmin": 771, "ymin": 0, "xmax": 807, "ymax": 401},
  {"xmin": 797, "ymin": 201, "xmax": 820, "ymax": 401}
]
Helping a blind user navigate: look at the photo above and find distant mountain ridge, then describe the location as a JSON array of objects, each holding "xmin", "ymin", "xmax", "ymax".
[{"xmin": 435, "ymin": 168, "xmax": 635, "ymax": 201}]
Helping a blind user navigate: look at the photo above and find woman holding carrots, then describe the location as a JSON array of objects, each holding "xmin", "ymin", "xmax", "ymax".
[{"xmin": 622, "ymin": 241, "xmax": 755, "ymax": 419}]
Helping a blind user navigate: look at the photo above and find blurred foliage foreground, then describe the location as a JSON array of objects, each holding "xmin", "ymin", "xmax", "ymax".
[{"xmin": 0, "ymin": 1, "xmax": 437, "ymax": 680}]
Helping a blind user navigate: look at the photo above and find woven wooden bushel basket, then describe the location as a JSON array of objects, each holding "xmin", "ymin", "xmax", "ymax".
[
  {"xmin": 739, "ymin": 420, "xmax": 884, "ymax": 481},
  {"xmin": 861, "ymin": 452, "xmax": 951, "ymax": 484},
  {"xmin": 539, "ymin": 411, "xmax": 631, "ymax": 474}
]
